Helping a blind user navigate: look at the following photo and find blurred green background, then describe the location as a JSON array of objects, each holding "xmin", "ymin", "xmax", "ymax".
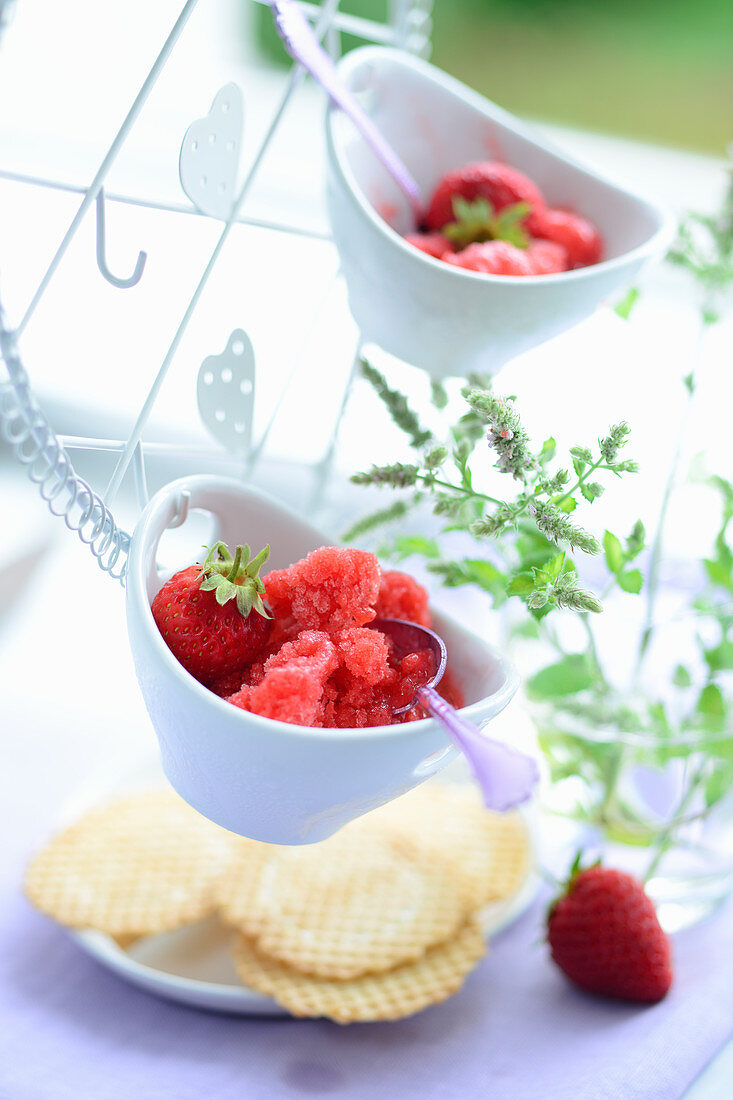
[{"xmin": 254, "ymin": 0, "xmax": 733, "ymax": 154}]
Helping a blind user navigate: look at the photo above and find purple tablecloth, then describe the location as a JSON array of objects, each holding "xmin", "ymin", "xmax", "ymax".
[{"xmin": 2, "ymin": 858, "xmax": 732, "ymax": 1100}]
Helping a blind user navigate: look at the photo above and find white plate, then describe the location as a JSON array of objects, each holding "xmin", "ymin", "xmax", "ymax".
[{"xmin": 65, "ymin": 759, "xmax": 540, "ymax": 1017}]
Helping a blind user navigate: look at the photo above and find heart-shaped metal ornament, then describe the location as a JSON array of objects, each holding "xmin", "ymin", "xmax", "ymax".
[
  {"xmin": 197, "ymin": 329, "xmax": 255, "ymax": 456},
  {"xmin": 179, "ymin": 83, "xmax": 244, "ymax": 219}
]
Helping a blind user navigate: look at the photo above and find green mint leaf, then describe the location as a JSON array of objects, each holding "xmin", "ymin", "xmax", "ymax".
[
  {"xmin": 706, "ymin": 770, "xmax": 728, "ymax": 808},
  {"xmin": 698, "ymin": 683, "xmax": 725, "ymax": 718},
  {"xmin": 603, "ymin": 531, "xmax": 623, "ymax": 575},
  {"xmin": 572, "ymin": 455, "xmax": 586, "ymax": 478},
  {"xmin": 430, "ymin": 379, "xmax": 449, "ymax": 410},
  {"xmin": 673, "ymin": 664, "xmax": 692, "ymax": 687},
  {"xmin": 461, "ymin": 559, "xmax": 505, "ymax": 589},
  {"xmin": 618, "ymin": 569, "xmax": 643, "ymax": 594},
  {"xmin": 626, "ymin": 520, "xmax": 646, "ymax": 560},
  {"xmin": 580, "ymin": 481, "xmax": 604, "ymax": 503},
  {"xmin": 506, "ymin": 573, "xmax": 535, "ymax": 596},
  {"xmin": 614, "ymin": 287, "xmax": 639, "ymax": 320},
  {"xmin": 704, "ymin": 557, "xmax": 733, "ymax": 589},
  {"xmin": 527, "ymin": 655, "xmax": 596, "ymax": 698},
  {"xmin": 540, "ymin": 437, "xmax": 557, "ymax": 463},
  {"xmin": 704, "ymin": 640, "xmax": 733, "ymax": 671},
  {"xmin": 428, "ymin": 558, "xmax": 504, "ymax": 596},
  {"xmin": 390, "ymin": 535, "xmax": 441, "ymax": 560},
  {"xmin": 545, "ymin": 552, "xmax": 567, "ymax": 580}
]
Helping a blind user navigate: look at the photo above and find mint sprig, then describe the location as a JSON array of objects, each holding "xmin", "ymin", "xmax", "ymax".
[{"xmin": 349, "ymin": 361, "xmax": 638, "ymax": 618}]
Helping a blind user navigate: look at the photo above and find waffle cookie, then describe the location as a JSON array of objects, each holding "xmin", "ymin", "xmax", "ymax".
[
  {"xmin": 232, "ymin": 916, "xmax": 487, "ymax": 1023},
  {"xmin": 217, "ymin": 819, "xmax": 471, "ymax": 980},
  {"xmin": 25, "ymin": 789, "xmax": 238, "ymax": 937}
]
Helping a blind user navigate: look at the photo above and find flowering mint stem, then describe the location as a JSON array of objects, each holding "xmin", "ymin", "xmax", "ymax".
[
  {"xmin": 555, "ymin": 458, "xmax": 610, "ymax": 507},
  {"xmin": 417, "ymin": 473, "xmax": 502, "ymax": 506}
]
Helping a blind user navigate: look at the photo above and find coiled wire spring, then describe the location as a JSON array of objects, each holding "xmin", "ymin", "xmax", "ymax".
[{"xmin": 0, "ymin": 302, "xmax": 130, "ymax": 582}]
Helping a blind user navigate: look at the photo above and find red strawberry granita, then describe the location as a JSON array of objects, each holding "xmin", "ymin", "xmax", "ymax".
[
  {"xmin": 402, "ymin": 160, "xmax": 603, "ymax": 276},
  {"xmin": 153, "ymin": 545, "xmax": 464, "ymax": 728}
]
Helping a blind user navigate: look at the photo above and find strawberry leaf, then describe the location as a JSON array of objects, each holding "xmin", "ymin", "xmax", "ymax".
[
  {"xmin": 198, "ymin": 541, "xmax": 271, "ymax": 619},
  {"xmin": 442, "ymin": 197, "xmax": 531, "ymax": 250}
]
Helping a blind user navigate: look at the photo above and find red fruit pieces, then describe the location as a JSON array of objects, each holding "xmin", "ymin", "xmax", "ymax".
[
  {"xmin": 404, "ymin": 232, "xmax": 455, "ymax": 260},
  {"xmin": 321, "ymin": 627, "xmax": 398, "ymax": 726},
  {"xmin": 376, "ymin": 570, "xmax": 432, "ymax": 628},
  {"xmin": 209, "ymin": 669, "xmax": 247, "ymax": 699},
  {"xmin": 248, "ymin": 666, "xmax": 325, "ymax": 726},
  {"xmin": 391, "ymin": 649, "xmax": 435, "ymax": 710},
  {"xmin": 264, "ymin": 547, "xmax": 381, "ymax": 632},
  {"xmin": 337, "ymin": 627, "xmax": 393, "ymax": 687},
  {"xmin": 151, "ymin": 557, "xmax": 272, "ymax": 686},
  {"xmin": 444, "ymin": 240, "xmax": 533, "ymax": 276},
  {"xmin": 263, "ymin": 630, "xmax": 339, "ymax": 679},
  {"xmin": 322, "ymin": 680, "xmax": 395, "ymax": 729},
  {"xmin": 547, "ymin": 866, "xmax": 673, "ymax": 1003},
  {"xmin": 231, "ymin": 631, "xmax": 338, "ymax": 727},
  {"xmin": 533, "ymin": 207, "xmax": 603, "ymax": 268},
  {"xmin": 426, "ymin": 161, "xmax": 545, "ymax": 232},
  {"xmin": 526, "ymin": 239, "xmax": 569, "ymax": 275}
]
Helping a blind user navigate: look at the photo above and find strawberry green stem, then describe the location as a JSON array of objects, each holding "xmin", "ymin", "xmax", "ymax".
[
  {"xmin": 227, "ymin": 544, "xmax": 244, "ymax": 581},
  {"xmin": 199, "ymin": 540, "xmax": 271, "ymax": 620}
]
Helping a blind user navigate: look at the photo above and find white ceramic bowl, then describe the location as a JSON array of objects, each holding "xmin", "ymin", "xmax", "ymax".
[
  {"xmin": 325, "ymin": 47, "xmax": 674, "ymax": 379},
  {"xmin": 126, "ymin": 475, "xmax": 520, "ymax": 845}
]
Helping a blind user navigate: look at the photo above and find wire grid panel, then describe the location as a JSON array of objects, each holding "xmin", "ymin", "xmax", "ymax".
[{"xmin": 0, "ymin": 0, "xmax": 433, "ymax": 582}]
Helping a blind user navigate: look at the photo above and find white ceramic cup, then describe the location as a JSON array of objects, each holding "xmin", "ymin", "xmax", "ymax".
[
  {"xmin": 126, "ymin": 475, "xmax": 520, "ymax": 844},
  {"xmin": 326, "ymin": 47, "xmax": 675, "ymax": 379}
]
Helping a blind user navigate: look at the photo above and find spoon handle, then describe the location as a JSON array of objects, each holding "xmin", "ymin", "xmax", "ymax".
[
  {"xmin": 417, "ymin": 685, "xmax": 539, "ymax": 812},
  {"xmin": 269, "ymin": 0, "xmax": 423, "ymax": 220}
]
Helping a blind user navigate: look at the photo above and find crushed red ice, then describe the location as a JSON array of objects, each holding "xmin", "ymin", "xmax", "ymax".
[{"xmin": 222, "ymin": 547, "xmax": 464, "ymax": 728}]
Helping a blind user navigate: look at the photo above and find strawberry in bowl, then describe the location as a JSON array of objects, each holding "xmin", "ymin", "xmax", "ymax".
[
  {"xmin": 406, "ymin": 160, "xmax": 604, "ymax": 276},
  {"xmin": 126, "ymin": 477, "xmax": 521, "ymax": 842},
  {"xmin": 325, "ymin": 46, "xmax": 672, "ymax": 377},
  {"xmin": 151, "ymin": 542, "xmax": 272, "ymax": 687},
  {"xmin": 151, "ymin": 542, "xmax": 464, "ymax": 730}
]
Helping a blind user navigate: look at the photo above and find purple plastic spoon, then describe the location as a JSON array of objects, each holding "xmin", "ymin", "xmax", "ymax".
[
  {"xmin": 269, "ymin": 0, "xmax": 423, "ymax": 223},
  {"xmin": 371, "ymin": 618, "xmax": 539, "ymax": 812}
]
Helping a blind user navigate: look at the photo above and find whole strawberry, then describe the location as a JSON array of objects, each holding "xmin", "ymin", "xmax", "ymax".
[
  {"xmin": 152, "ymin": 541, "xmax": 272, "ymax": 686},
  {"xmin": 425, "ymin": 161, "xmax": 545, "ymax": 234},
  {"xmin": 532, "ymin": 207, "xmax": 603, "ymax": 268},
  {"xmin": 547, "ymin": 860, "xmax": 673, "ymax": 1003}
]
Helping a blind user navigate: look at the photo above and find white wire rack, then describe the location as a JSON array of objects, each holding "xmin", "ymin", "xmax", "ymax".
[{"xmin": 0, "ymin": 0, "xmax": 434, "ymax": 582}]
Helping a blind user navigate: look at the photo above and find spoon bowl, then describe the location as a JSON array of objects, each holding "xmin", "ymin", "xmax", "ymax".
[
  {"xmin": 370, "ymin": 616, "xmax": 446, "ymax": 714},
  {"xmin": 372, "ymin": 617, "xmax": 538, "ymax": 810},
  {"xmin": 125, "ymin": 475, "xmax": 521, "ymax": 844}
]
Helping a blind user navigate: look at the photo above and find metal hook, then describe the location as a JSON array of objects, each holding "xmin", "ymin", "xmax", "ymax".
[{"xmin": 95, "ymin": 187, "xmax": 147, "ymax": 288}]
